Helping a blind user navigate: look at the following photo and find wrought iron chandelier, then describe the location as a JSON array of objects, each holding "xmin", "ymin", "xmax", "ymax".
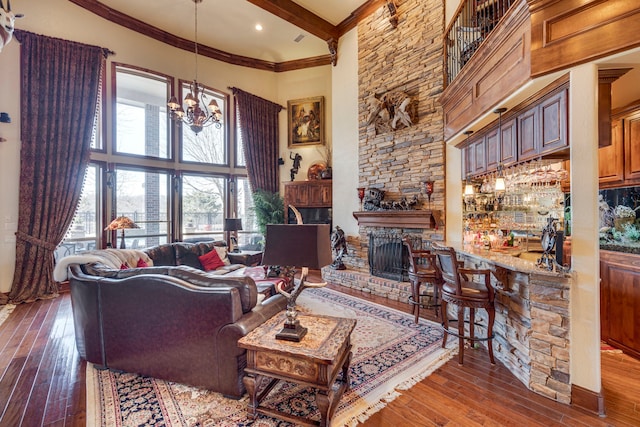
[{"xmin": 167, "ymin": 0, "xmax": 222, "ymax": 134}]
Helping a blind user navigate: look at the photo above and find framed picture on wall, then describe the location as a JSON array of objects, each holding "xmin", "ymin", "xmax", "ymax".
[{"xmin": 287, "ymin": 96, "xmax": 325, "ymax": 147}]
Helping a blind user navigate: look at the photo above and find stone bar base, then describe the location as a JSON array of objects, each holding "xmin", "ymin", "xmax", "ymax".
[
  {"xmin": 457, "ymin": 247, "xmax": 572, "ymax": 405},
  {"xmin": 321, "ymin": 266, "xmax": 412, "ymax": 304}
]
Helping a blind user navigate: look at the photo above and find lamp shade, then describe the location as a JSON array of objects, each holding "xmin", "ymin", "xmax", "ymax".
[
  {"xmin": 104, "ymin": 216, "xmax": 139, "ymax": 231},
  {"xmin": 464, "ymin": 183, "xmax": 475, "ymax": 196},
  {"xmin": 223, "ymin": 218, "xmax": 243, "ymax": 232},
  {"xmin": 262, "ymin": 224, "xmax": 332, "ymax": 269}
]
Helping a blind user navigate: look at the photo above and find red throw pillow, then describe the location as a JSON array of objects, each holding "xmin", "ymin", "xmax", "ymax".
[
  {"xmin": 120, "ymin": 263, "xmax": 129, "ymax": 270},
  {"xmin": 137, "ymin": 258, "xmax": 148, "ymax": 268},
  {"xmin": 198, "ymin": 249, "xmax": 225, "ymax": 271}
]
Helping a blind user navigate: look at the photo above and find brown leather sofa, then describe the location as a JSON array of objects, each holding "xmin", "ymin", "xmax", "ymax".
[{"xmin": 67, "ymin": 241, "xmax": 287, "ymax": 398}]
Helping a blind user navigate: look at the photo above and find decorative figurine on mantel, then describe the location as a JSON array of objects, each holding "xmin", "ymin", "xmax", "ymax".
[
  {"xmin": 331, "ymin": 226, "xmax": 347, "ymax": 270},
  {"xmin": 363, "ymin": 188, "xmax": 419, "ymax": 211},
  {"xmin": 363, "ymin": 188, "xmax": 385, "ymax": 211},
  {"xmin": 289, "ymin": 152, "xmax": 302, "ymax": 181}
]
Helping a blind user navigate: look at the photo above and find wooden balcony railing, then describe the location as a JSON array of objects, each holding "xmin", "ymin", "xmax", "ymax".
[{"xmin": 444, "ymin": 0, "xmax": 516, "ymax": 86}]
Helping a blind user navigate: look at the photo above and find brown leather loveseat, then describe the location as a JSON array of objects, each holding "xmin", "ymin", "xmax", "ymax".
[{"xmin": 66, "ymin": 241, "xmax": 287, "ymax": 398}]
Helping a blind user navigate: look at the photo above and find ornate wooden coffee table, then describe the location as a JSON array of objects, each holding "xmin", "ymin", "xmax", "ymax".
[{"xmin": 238, "ymin": 312, "xmax": 356, "ymax": 427}]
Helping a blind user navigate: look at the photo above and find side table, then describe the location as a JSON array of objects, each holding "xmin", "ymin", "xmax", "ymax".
[{"xmin": 238, "ymin": 313, "xmax": 356, "ymax": 427}]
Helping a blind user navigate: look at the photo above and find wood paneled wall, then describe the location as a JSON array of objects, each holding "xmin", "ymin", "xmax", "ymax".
[
  {"xmin": 529, "ymin": 0, "xmax": 640, "ymax": 78},
  {"xmin": 440, "ymin": 0, "xmax": 531, "ymax": 140}
]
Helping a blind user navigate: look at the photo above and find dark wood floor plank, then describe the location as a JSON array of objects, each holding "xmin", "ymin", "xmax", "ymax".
[
  {"xmin": 421, "ymin": 375, "xmax": 553, "ymax": 427},
  {"xmin": 0, "ymin": 302, "xmax": 40, "ymax": 376},
  {"xmin": 0, "ymin": 357, "xmax": 28, "ymax": 424},
  {"xmin": 2, "ymin": 297, "xmax": 62, "ymax": 426}
]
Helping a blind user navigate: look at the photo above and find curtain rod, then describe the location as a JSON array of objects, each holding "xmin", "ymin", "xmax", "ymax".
[{"xmin": 228, "ymin": 86, "xmax": 286, "ymax": 110}]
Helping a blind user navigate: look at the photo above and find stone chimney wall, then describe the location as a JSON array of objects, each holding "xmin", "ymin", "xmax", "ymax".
[{"xmin": 345, "ymin": 0, "xmax": 445, "ymax": 271}]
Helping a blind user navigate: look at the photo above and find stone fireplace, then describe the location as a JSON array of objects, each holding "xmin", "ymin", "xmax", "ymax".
[
  {"xmin": 322, "ymin": 0, "xmax": 445, "ymax": 301},
  {"xmin": 323, "ymin": 210, "xmax": 443, "ymax": 302},
  {"xmin": 368, "ymin": 232, "xmax": 424, "ymax": 282}
]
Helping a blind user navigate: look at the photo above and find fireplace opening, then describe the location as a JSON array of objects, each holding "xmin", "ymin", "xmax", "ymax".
[{"xmin": 368, "ymin": 233, "xmax": 422, "ymax": 281}]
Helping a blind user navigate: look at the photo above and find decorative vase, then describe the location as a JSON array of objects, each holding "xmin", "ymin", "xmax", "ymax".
[{"xmin": 321, "ymin": 166, "xmax": 332, "ymax": 179}]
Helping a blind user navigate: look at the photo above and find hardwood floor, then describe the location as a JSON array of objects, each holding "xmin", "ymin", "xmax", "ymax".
[{"xmin": 0, "ymin": 280, "xmax": 638, "ymax": 426}]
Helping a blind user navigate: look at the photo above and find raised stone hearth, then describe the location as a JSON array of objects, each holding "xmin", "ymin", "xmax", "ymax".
[{"xmin": 322, "ymin": 266, "xmax": 412, "ymax": 303}]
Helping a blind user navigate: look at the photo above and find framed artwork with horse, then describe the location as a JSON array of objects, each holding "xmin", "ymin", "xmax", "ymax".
[{"xmin": 287, "ymin": 96, "xmax": 325, "ymax": 147}]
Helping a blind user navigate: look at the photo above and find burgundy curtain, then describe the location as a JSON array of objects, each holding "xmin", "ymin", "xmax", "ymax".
[
  {"xmin": 231, "ymin": 87, "xmax": 283, "ymax": 193},
  {"xmin": 9, "ymin": 31, "xmax": 107, "ymax": 303}
]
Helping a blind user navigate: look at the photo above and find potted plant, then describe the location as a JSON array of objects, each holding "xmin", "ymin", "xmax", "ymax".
[
  {"xmin": 316, "ymin": 145, "xmax": 332, "ymax": 179},
  {"xmin": 252, "ymin": 189, "xmax": 285, "ymax": 237}
]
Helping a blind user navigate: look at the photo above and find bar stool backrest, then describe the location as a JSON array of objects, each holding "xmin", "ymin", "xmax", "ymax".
[
  {"xmin": 431, "ymin": 243, "xmax": 462, "ymax": 295},
  {"xmin": 402, "ymin": 237, "xmax": 437, "ymax": 275}
]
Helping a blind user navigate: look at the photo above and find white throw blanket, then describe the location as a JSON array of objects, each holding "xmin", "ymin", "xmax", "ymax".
[{"xmin": 53, "ymin": 249, "xmax": 153, "ymax": 282}]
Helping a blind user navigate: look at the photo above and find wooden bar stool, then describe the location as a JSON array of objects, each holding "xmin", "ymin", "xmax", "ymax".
[
  {"xmin": 402, "ymin": 237, "xmax": 442, "ymax": 323},
  {"xmin": 431, "ymin": 242, "xmax": 495, "ymax": 365}
]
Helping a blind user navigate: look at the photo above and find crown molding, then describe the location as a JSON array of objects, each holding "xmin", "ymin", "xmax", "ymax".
[{"xmin": 69, "ymin": 0, "xmax": 386, "ymax": 71}]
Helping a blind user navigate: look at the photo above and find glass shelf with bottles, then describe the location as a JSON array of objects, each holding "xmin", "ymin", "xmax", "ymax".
[{"xmin": 463, "ymin": 160, "xmax": 567, "ymax": 233}]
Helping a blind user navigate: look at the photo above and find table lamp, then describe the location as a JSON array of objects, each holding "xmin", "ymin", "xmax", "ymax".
[
  {"xmin": 105, "ymin": 216, "xmax": 139, "ymax": 249},
  {"xmin": 223, "ymin": 218, "xmax": 243, "ymax": 252},
  {"xmin": 262, "ymin": 223, "xmax": 333, "ymax": 342}
]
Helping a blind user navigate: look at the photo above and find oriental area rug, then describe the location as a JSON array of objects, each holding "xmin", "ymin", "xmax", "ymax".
[{"xmin": 86, "ymin": 287, "xmax": 455, "ymax": 427}]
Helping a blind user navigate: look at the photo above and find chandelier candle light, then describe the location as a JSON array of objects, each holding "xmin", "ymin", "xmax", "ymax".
[{"xmin": 167, "ymin": 0, "xmax": 222, "ymax": 134}]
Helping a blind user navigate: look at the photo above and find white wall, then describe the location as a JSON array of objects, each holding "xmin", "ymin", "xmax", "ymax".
[
  {"xmin": 0, "ymin": 0, "xmax": 331, "ymax": 293},
  {"xmin": 331, "ymin": 29, "xmax": 359, "ymax": 236},
  {"xmin": 275, "ymin": 66, "xmax": 333, "ymax": 194},
  {"xmin": 0, "ymin": 40, "xmax": 21, "ymax": 294},
  {"xmin": 445, "ymin": 0, "xmax": 460, "ymax": 29},
  {"xmin": 569, "ymin": 63, "xmax": 602, "ymax": 393}
]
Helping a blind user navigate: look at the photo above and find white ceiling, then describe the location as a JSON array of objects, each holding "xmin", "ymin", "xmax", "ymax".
[{"xmin": 100, "ymin": 0, "xmax": 369, "ymax": 63}]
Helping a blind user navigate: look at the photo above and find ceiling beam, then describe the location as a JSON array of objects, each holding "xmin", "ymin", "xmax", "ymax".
[{"xmin": 246, "ymin": 0, "xmax": 339, "ymax": 42}]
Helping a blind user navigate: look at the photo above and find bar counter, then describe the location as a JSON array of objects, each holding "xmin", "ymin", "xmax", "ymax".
[
  {"xmin": 449, "ymin": 243, "xmax": 572, "ymax": 280},
  {"xmin": 445, "ymin": 242, "xmax": 573, "ymax": 404}
]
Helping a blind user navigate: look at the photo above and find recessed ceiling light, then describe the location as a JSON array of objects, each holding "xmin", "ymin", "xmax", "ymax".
[{"xmin": 255, "ymin": 24, "xmax": 263, "ymax": 31}]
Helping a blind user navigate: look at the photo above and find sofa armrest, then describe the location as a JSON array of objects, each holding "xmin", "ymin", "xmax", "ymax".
[
  {"xmin": 217, "ymin": 294, "xmax": 286, "ymax": 356},
  {"xmin": 215, "ymin": 293, "xmax": 286, "ymax": 397}
]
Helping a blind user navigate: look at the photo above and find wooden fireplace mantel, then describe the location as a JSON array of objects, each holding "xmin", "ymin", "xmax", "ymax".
[{"xmin": 352, "ymin": 210, "xmax": 442, "ymax": 229}]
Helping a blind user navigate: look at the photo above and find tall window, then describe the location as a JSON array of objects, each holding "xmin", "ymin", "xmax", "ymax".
[
  {"xmin": 181, "ymin": 82, "xmax": 227, "ymax": 165},
  {"xmin": 236, "ymin": 177, "xmax": 260, "ymax": 249},
  {"xmin": 113, "ymin": 167, "xmax": 170, "ymax": 248},
  {"xmin": 55, "ymin": 164, "xmax": 102, "ymax": 260},
  {"xmin": 181, "ymin": 174, "xmax": 226, "ymax": 241},
  {"xmin": 115, "ymin": 65, "xmax": 170, "ymax": 159},
  {"xmin": 56, "ymin": 63, "xmax": 255, "ymax": 258}
]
